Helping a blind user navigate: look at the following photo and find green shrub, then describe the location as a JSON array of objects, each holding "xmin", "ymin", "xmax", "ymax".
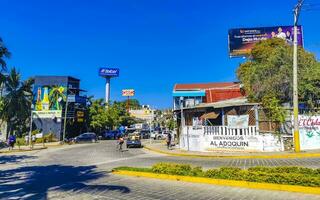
[
  {"xmin": 152, "ymin": 163, "xmax": 203, "ymax": 176},
  {"xmin": 16, "ymin": 138, "xmax": 26, "ymax": 147},
  {"xmin": 113, "ymin": 166, "xmax": 152, "ymax": 173},
  {"xmin": 114, "ymin": 163, "xmax": 320, "ymax": 187},
  {"xmin": 248, "ymin": 166, "xmax": 319, "ymax": 176},
  {"xmin": 44, "ymin": 133, "xmax": 57, "ymax": 142},
  {"xmin": 35, "ymin": 138, "xmax": 44, "ymax": 143},
  {"xmin": 205, "ymin": 169, "xmax": 219, "ymax": 178}
]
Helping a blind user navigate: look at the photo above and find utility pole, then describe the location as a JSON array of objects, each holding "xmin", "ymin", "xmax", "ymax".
[
  {"xmin": 293, "ymin": 0, "xmax": 304, "ymax": 152},
  {"xmin": 62, "ymin": 89, "xmax": 69, "ymax": 143}
]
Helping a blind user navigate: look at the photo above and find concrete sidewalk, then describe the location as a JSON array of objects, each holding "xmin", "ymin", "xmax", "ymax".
[
  {"xmin": 0, "ymin": 142, "xmax": 62, "ymax": 154},
  {"xmin": 143, "ymin": 140, "xmax": 320, "ymax": 159}
]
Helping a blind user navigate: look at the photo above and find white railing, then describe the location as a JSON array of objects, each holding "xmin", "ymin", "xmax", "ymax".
[
  {"xmin": 182, "ymin": 126, "xmax": 257, "ymax": 136},
  {"xmin": 204, "ymin": 126, "xmax": 257, "ymax": 136}
]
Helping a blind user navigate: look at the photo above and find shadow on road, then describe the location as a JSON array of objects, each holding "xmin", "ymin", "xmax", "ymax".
[
  {"xmin": 0, "ymin": 155, "xmax": 36, "ymax": 164},
  {"xmin": 0, "ymin": 164, "xmax": 130, "ymax": 199}
]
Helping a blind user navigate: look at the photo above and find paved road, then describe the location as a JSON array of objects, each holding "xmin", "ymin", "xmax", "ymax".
[{"xmin": 0, "ymin": 141, "xmax": 319, "ymax": 200}]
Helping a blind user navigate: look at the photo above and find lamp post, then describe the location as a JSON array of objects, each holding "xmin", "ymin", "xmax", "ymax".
[{"xmin": 292, "ymin": 0, "xmax": 304, "ymax": 153}]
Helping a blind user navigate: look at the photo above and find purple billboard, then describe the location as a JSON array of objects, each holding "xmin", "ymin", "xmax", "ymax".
[{"xmin": 228, "ymin": 26, "xmax": 303, "ymax": 57}]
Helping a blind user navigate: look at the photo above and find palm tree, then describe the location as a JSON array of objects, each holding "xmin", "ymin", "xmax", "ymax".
[
  {"xmin": 0, "ymin": 37, "xmax": 11, "ymax": 71},
  {"xmin": 0, "ymin": 68, "xmax": 34, "ymax": 138},
  {"xmin": 49, "ymin": 86, "xmax": 66, "ymax": 110}
]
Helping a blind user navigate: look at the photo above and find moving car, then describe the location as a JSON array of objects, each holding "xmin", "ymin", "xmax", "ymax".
[
  {"xmin": 126, "ymin": 132, "xmax": 142, "ymax": 148},
  {"xmin": 74, "ymin": 132, "xmax": 98, "ymax": 143}
]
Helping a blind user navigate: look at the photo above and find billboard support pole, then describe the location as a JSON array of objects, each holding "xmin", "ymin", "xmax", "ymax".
[
  {"xmin": 63, "ymin": 89, "xmax": 69, "ymax": 143},
  {"xmin": 105, "ymin": 77, "xmax": 110, "ymax": 106},
  {"xmin": 293, "ymin": 0, "xmax": 304, "ymax": 153},
  {"xmin": 127, "ymin": 96, "xmax": 130, "ymax": 112}
]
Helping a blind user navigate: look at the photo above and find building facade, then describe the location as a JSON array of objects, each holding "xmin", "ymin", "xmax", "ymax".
[
  {"xmin": 33, "ymin": 76, "xmax": 87, "ymax": 140},
  {"xmin": 173, "ymin": 82, "xmax": 284, "ymax": 152}
]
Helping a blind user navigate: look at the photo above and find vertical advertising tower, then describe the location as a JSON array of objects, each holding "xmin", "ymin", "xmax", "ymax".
[{"xmin": 99, "ymin": 68, "xmax": 120, "ymax": 104}]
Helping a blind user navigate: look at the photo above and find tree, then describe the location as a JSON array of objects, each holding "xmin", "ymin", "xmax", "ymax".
[
  {"xmin": 237, "ymin": 38, "xmax": 320, "ymax": 122},
  {"xmin": 88, "ymin": 99, "xmax": 108, "ymax": 133},
  {"xmin": 88, "ymin": 99, "xmax": 137, "ymax": 133},
  {"xmin": 0, "ymin": 37, "xmax": 11, "ymax": 71},
  {"xmin": 0, "ymin": 68, "xmax": 34, "ymax": 138}
]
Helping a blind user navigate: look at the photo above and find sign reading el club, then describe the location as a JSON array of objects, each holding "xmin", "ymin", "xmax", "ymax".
[
  {"xmin": 99, "ymin": 68, "xmax": 119, "ymax": 77},
  {"xmin": 122, "ymin": 89, "xmax": 135, "ymax": 97},
  {"xmin": 296, "ymin": 115, "xmax": 320, "ymax": 150}
]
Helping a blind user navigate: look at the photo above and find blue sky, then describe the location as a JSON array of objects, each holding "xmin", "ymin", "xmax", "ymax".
[{"xmin": 0, "ymin": 0, "xmax": 319, "ymax": 108}]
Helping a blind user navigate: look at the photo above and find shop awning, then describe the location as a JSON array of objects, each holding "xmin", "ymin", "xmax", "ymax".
[{"xmin": 200, "ymin": 112, "xmax": 220, "ymax": 120}]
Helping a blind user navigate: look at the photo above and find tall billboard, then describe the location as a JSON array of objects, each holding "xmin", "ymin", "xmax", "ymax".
[
  {"xmin": 228, "ymin": 26, "xmax": 303, "ymax": 57},
  {"xmin": 99, "ymin": 68, "xmax": 120, "ymax": 77}
]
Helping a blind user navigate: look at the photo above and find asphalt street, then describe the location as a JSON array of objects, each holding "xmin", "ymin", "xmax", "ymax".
[{"xmin": 0, "ymin": 140, "xmax": 319, "ymax": 200}]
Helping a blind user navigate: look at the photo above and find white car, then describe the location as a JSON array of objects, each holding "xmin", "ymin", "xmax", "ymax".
[{"xmin": 155, "ymin": 131, "xmax": 168, "ymax": 140}]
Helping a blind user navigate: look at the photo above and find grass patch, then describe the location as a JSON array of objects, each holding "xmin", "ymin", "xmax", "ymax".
[{"xmin": 113, "ymin": 163, "xmax": 320, "ymax": 187}]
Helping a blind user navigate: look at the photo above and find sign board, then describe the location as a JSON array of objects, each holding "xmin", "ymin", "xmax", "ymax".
[
  {"xmin": 179, "ymin": 127, "xmax": 283, "ymax": 152},
  {"xmin": 295, "ymin": 115, "xmax": 320, "ymax": 150},
  {"xmin": 122, "ymin": 89, "xmax": 135, "ymax": 96},
  {"xmin": 99, "ymin": 68, "xmax": 119, "ymax": 77},
  {"xmin": 32, "ymin": 110, "xmax": 62, "ymax": 119},
  {"xmin": 35, "ymin": 133, "xmax": 43, "ymax": 138},
  {"xmin": 228, "ymin": 26, "xmax": 303, "ymax": 57},
  {"xmin": 67, "ymin": 95, "xmax": 76, "ymax": 102},
  {"xmin": 227, "ymin": 115, "xmax": 249, "ymax": 129}
]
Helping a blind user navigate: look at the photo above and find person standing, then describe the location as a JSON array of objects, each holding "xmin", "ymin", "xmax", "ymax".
[
  {"xmin": 8, "ymin": 135, "xmax": 16, "ymax": 150},
  {"xmin": 166, "ymin": 132, "xmax": 172, "ymax": 150}
]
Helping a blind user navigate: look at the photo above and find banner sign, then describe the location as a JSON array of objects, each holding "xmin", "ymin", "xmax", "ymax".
[
  {"xmin": 180, "ymin": 127, "xmax": 283, "ymax": 152},
  {"xmin": 228, "ymin": 26, "xmax": 303, "ymax": 57},
  {"xmin": 227, "ymin": 115, "xmax": 249, "ymax": 128},
  {"xmin": 122, "ymin": 89, "xmax": 135, "ymax": 96},
  {"xmin": 32, "ymin": 110, "xmax": 62, "ymax": 119},
  {"xmin": 99, "ymin": 68, "xmax": 119, "ymax": 77},
  {"xmin": 296, "ymin": 115, "xmax": 320, "ymax": 150}
]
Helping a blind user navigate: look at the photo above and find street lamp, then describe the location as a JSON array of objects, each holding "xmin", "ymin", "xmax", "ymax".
[{"xmin": 293, "ymin": 0, "xmax": 304, "ymax": 153}]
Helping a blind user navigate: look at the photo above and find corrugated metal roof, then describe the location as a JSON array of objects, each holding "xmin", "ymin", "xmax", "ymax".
[{"xmin": 174, "ymin": 82, "xmax": 240, "ymax": 91}]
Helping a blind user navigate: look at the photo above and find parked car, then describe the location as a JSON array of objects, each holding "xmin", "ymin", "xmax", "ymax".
[
  {"xmin": 155, "ymin": 131, "xmax": 168, "ymax": 140},
  {"xmin": 74, "ymin": 132, "xmax": 98, "ymax": 143},
  {"xmin": 150, "ymin": 130, "xmax": 156, "ymax": 139},
  {"xmin": 104, "ymin": 130, "xmax": 120, "ymax": 140},
  {"xmin": 126, "ymin": 132, "xmax": 142, "ymax": 148},
  {"xmin": 139, "ymin": 130, "xmax": 151, "ymax": 139}
]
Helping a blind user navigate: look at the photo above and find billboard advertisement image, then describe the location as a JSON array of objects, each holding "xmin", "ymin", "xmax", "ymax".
[
  {"xmin": 228, "ymin": 26, "xmax": 303, "ymax": 57},
  {"xmin": 122, "ymin": 89, "xmax": 135, "ymax": 97},
  {"xmin": 33, "ymin": 85, "xmax": 67, "ymax": 118}
]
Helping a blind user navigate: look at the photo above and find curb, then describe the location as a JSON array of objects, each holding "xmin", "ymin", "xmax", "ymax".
[
  {"xmin": 113, "ymin": 170, "xmax": 320, "ymax": 195},
  {"xmin": 143, "ymin": 146, "xmax": 320, "ymax": 159},
  {"xmin": 0, "ymin": 147, "xmax": 48, "ymax": 154}
]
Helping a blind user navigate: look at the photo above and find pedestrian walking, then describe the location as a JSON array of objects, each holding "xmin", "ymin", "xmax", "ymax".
[{"xmin": 166, "ymin": 132, "xmax": 172, "ymax": 150}]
